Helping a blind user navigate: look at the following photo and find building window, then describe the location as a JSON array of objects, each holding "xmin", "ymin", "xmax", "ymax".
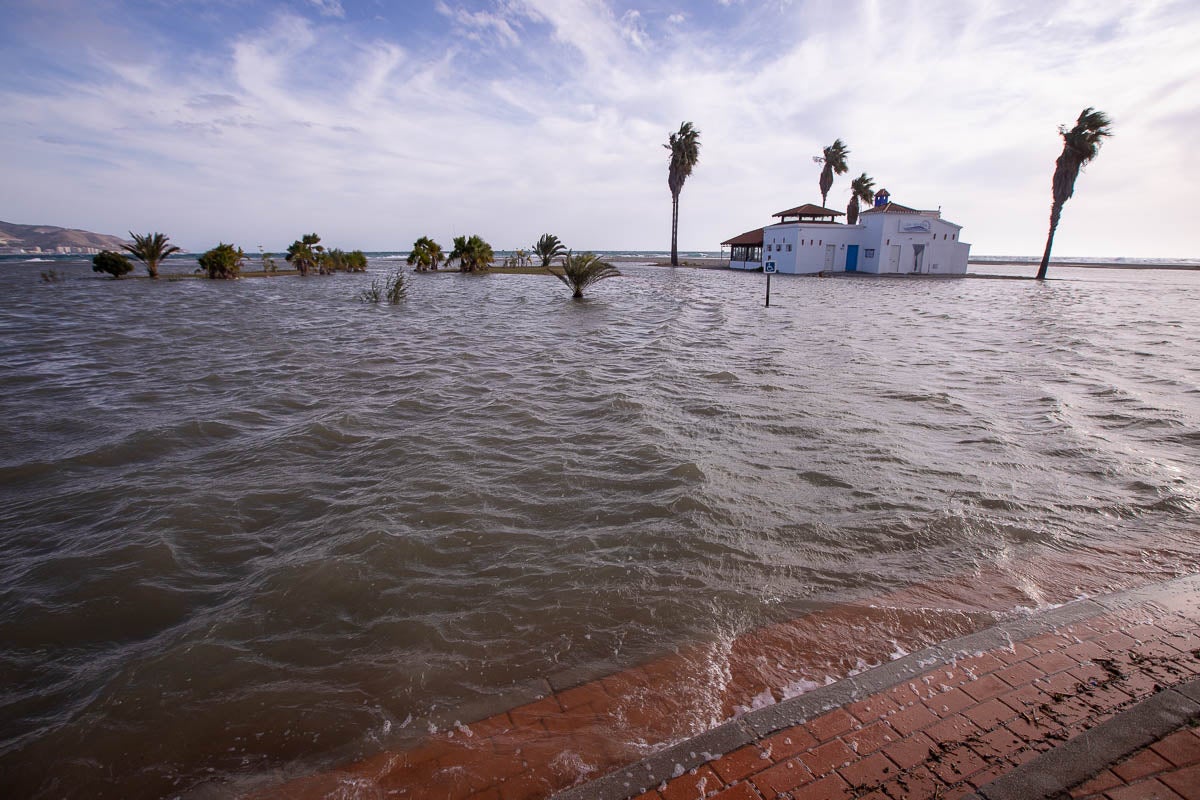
[
  {"xmin": 786, "ymin": 244, "xmax": 792, "ymax": 252},
  {"xmin": 865, "ymin": 249, "xmax": 875, "ymax": 259},
  {"xmin": 952, "ymin": 234, "xmax": 956, "ymax": 240}
]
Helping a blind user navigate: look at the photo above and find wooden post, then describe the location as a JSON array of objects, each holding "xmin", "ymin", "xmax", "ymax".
[{"xmin": 765, "ymin": 273, "xmax": 771, "ymax": 307}]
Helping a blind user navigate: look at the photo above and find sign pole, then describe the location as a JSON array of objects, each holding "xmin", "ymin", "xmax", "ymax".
[{"xmin": 764, "ymin": 260, "xmax": 776, "ymax": 307}]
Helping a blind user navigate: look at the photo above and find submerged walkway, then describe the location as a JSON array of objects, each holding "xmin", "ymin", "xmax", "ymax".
[
  {"xmin": 557, "ymin": 576, "xmax": 1200, "ymax": 800},
  {"xmin": 251, "ymin": 574, "xmax": 1200, "ymax": 800}
]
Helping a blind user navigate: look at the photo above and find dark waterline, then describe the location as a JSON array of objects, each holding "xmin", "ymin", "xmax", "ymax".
[{"xmin": 1, "ymin": 258, "xmax": 1198, "ymax": 797}]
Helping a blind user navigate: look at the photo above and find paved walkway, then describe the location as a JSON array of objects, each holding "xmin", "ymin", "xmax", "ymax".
[
  {"xmin": 559, "ymin": 576, "xmax": 1200, "ymax": 800},
  {"xmin": 250, "ymin": 573, "xmax": 1200, "ymax": 800}
]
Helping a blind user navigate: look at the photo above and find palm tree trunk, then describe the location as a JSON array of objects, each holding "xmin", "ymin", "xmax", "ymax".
[
  {"xmin": 1037, "ymin": 201, "xmax": 1063, "ymax": 280},
  {"xmin": 670, "ymin": 193, "xmax": 679, "ymax": 266}
]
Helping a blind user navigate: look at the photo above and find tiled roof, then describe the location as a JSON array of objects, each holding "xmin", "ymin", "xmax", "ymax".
[
  {"xmin": 721, "ymin": 227, "xmax": 764, "ymax": 246},
  {"xmin": 861, "ymin": 202, "xmax": 923, "ymax": 215},
  {"xmin": 771, "ymin": 203, "xmax": 844, "ymax": 218}
]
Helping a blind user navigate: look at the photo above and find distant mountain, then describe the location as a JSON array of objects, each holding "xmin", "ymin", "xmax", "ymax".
[{"xmin": 0, "ymin": 221, "xmax": 129, "ymax": 254}]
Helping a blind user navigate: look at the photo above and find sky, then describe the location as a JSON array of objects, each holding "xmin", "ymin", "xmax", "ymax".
[{"xmin": 1, "ymin": 0, "xmax": 1198, "ymax": 257}]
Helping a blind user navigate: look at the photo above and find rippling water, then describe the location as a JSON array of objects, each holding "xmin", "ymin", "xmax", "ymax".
[{"xmin": 1, "ymin": 259, "xmax": 1198, "ymax": 797}]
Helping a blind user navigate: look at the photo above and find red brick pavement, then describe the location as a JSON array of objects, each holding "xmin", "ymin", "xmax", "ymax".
[
  {"xmin": 636, "ymin": 600, "xmax": 1200, "ymax": 800},
  {"xmin": 250, "ymin": 570, "xmax": 1200, "ymax": 800},
  {"xmin": 1069, "ymin": 724, "xmax": 1200, "ymax": 800}
]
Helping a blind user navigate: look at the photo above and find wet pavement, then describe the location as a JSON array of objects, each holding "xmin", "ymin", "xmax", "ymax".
[{"xmin": 248, "ymin": 574, "xmax": 1200, "ymax": 800}]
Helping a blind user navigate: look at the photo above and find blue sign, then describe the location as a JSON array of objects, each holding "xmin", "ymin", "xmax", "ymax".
[{"xmin": 764, "ymin": 261, "xmax": 777, "ymax": 273}]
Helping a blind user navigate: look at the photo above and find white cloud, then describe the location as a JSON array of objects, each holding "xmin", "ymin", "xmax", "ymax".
[
  {"xmin": 1, "ymin": 0, "xmax": 1197, "ymax": 257},
  {"xmin": 435, "ymin": 0, "xmax": 525, "ymax": 46},
  {"xmin": 307, "ymin": 0, "xmax": 345, "ymax": 18}
]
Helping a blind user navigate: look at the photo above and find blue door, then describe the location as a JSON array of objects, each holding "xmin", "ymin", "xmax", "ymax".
[{"xmin": 846, "ymin": 245, "xmax": 859, "ymax": 272}]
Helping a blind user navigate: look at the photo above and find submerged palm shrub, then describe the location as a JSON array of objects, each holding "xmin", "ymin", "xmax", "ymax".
[
  {"xmin": 385, "ymin": 271, "xmax": 406, "ymax": 303},
  {"xmin": 122, "ymin": 232, "xmax": 181, "ymax": 279},
  {"xmin": 359, "ymin": 271, "xmax": 406, "ymax": 304},
  {"xmin": 93, "ymin": 250, "xmax": 133, "ymax": 279},
  {"xmin": 552, "ymin": 251, "xmax": 620, "ymax": 299},
  {"xmin": 198, "ymin": 243, "xmax": 245, "ymax": 279}
]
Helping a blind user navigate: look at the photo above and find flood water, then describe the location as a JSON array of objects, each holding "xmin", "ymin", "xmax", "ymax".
[{"xmin": 1, "ymin": 258, "xmax": 1198, "ymax": 797}]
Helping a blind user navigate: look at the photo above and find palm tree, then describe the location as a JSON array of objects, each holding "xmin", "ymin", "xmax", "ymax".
[
  {"xmin": 846, "ymin": 172, "xmax": 876, "ymax": 225},
  {"xmin": 816, "ymin": 138, "xmax": 850, "ymax": 209},
  {"xmin": 533, "ymin": 233, "xmax": 566, "ymax": 267},
  {"xmin": 121, "ymin": 232, "xmax": 180, "ymax": 279},
  {"xmin": 406, "ymin": 236, "xmax": 444, "ymax": 272},
  {"xmin": 1037, "ymin": 107, "xmax": 1112, "ymax": 280},
  {"xmin": 552, "ymin": 251, "xmax": 620, "ymax": 299},
  {"xmin": 286, "ymin": 233, "xmax": 321, "ymax": 276},
  {"xmin": 448, "ymin": 234, "xmax": 494, "ymax": 273},
  {"xmin": 664, "ymin": 121, "xmax": 701, "ymax": 267}
]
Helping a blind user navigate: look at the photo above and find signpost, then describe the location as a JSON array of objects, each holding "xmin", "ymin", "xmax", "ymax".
[{"xmin": 764, "ymin": 260, "xmax": 776, "ymax": 307}]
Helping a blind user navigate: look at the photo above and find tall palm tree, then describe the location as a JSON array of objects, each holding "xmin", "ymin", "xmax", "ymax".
[
  {"xmin": 407, "ymin": 236, "xmax": 444, "ymax": 271},
  {"xmin": 1037, "ymin": 107, "xmax": 1112, "ymax": 280},
  {"xmin": 845, "ymin": 172, "xmax": 876, "ymax": 225},
  {"xmin": 533, "ymin": 233, "xmax": 566, "ymax": 267},
  {"xmin": 664, "ymin": 121, "xmax": 701, "ymax": 267},
  {"xmin": 816, "ymin": 138, "xmax": 850, "ymax": 209},
  {"xmin": 121, "ymin": 231, "xmax": 180, "ymax": 279},
  {"xmin": 552, "ymin": 251, "xmax": 621, "ymax": 299}
]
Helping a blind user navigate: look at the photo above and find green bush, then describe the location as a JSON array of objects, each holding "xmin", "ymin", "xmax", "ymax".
[
  {"xmin": 322, "ymin": 248, "xmax": 368, "ymax": 273},
  {"xmin": 93, "ymin": 250, "xmax": 133, "ymax": 279},
  {"xmin": 198, "ymin": 243, "xmax": 245, "ymax": 279}
]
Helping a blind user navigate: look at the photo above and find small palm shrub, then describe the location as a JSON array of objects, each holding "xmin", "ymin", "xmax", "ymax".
[
  {"xmin": 286, "ymin": 233, "xmax": 321, "ymax": 275},
  {"xmin": 533, "ymin": 233, "xmax": 566, "ymax": 267},
  {"xmin": 552, "ymin": 251, "xmax": 620, "ymax": 299},
  {"xmin": 447, "ymin": 234, "xmax": 494, "ymax": 273},
  {"xmin": 122, "ymin": 231, "xmax": 181, "ymax": 278},
  {"xmin": 407, "ymin": 237, "xmax": 443, "ymax": 271},
  {"xmin": 93, "ymin": 250, "xmax": 133, "ymax": 279},
  {"xmin": 198, "ymin": 243, "xmax": 245, "ymax": 279}
]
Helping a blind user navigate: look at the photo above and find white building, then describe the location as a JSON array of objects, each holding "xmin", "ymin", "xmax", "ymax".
[{"xmin": 722, "ymin": 190, "xmax": 970, "ymax": 275}]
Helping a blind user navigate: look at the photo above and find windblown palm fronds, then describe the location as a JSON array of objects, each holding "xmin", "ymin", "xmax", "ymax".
[
  {"xmin": 407, "ymin": 236, "xmax": 444, "ymax": 271},
  {"xmin": 817, "ymin": 138, "xmax": 850, "ymax": 209},
  {"xmin": 1038, "ymin": 107, "xmax": 1112, "ymax": 280},
  {"xmin": 121, "ymin": 232, "xmax": 181, "ymax": 279},
  {"xmin": 664, "ymin": 121, "xmax": 701, "ymax": 267},
  {"xmin": 552, "ymin": 251, "xmax": 620, "ymax": 299},
  {"xmin": 534, "ymin": 234, "xmax": 566, "ymax": 267},
  {"xmin": 846, "ymin": 172, "xmax": 875, "ymax": 225}
]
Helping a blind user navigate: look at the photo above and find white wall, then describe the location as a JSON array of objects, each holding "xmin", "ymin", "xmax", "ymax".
[
  {"xmin": 858, "ymin": 213, "xmax": 970, "ymax": 274},
  {"xmin": 762, "ymin": 223, "xmax": 864, "ymax": 274}
]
